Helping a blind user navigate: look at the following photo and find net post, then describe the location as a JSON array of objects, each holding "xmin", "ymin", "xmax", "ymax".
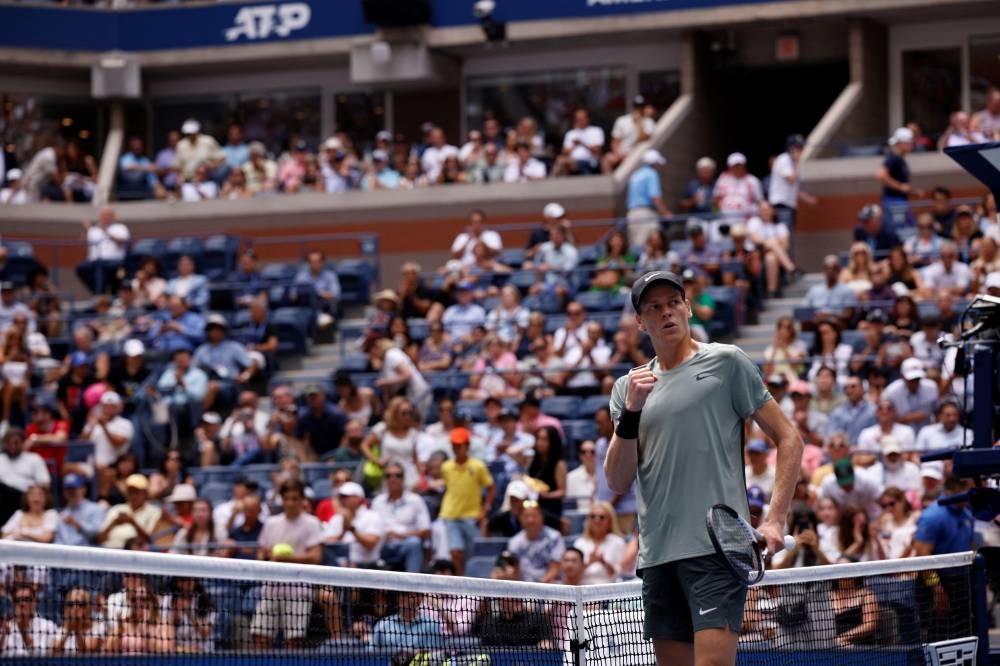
[
  {"xmin": 974, "ymin": 553, "xmax": 990, "ymax": 666},
  {"xmin": 573, "ymin": 586, "xmax": 588, "ymax": 666}
]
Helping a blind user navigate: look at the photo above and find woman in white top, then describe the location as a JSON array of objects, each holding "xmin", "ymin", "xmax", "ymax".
[
  {"xmin": 762, "ymin": 316, "xmax": 807, "ymax": 385},
  {"xmin": 485, "ymin": 285, "xmax": 530, "ymax": 348},
  {"xmin": 52, "ymin": 587, "xmax": 105, "ymax": 654},
  {"xmin": 836, "ymin": 504, "xmax": 884, "ymax": 562},
  {"xmin": 333, "ymin": 370, "xmax": 380, "ymax": 427},
  {"xmin": 565, "ymin": 441, "xmax": 597, "ymax": 513},
  {"xmin": 361, "ymin": 397, "xmax": 423, "ymax": 490},
  {"xmin": 747, "ymin": 201, "xmax": 798, "ymax": 297},
  {"xmin": 369, "ymin": 338, "xmax": 432, "ymax": 420},
  {"xmin": 876, "ymin": 486, "xmax": 918, "ymax": 560},
  {"xmin": 573, "ymin": 501, "xmax": 627, "ymax": 585},
  {"xmin": 165, "ymin": 577, "xmax": 216, "ymax": 654},
  {"xmin": 2, "ymin": 485, "xmax": 58, "ymax": 543},
  {"xmin": 170, "ymin": 498, "xmax": 227, "ymax": 556},
  {"xmin": 807, "ymin": 319, "xmax": 853, "ymax": 387},
  {"xmin": 839, "ymin": 242, "xmax": 875, "ymax": 297},
  {"xmin": 815, "ymin": 496, "xmax": 842, "ymax": 563}
]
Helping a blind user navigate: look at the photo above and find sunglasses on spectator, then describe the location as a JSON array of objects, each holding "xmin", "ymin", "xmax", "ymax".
[
  {"xmin": 568, "ymin": 309, "xmax": 585, "ymax": 316},
  {"xmin": 65, "ymin": 600, "xmax": 87, "ymax": 608},
  {"xmin": 14, "ymin": 596, "xmax": 34, "ymax": 603},
  {"xmin": 579, "ymin": 448, "xmax": 596, "ymax": 455},
  {"xmin": 384, "ymin": 472, "xmax": 404, "ymax": 479},
  {"xmin": 588, "ymin": 514, "xmax": 609, "ymax": 520},
  {"xmin": 398, "ymin": 410, "xmax": 414, "ymax": 416},
  {"xmin": 880, "ymin": 500, "xmax": 897, "ymax": 509}
]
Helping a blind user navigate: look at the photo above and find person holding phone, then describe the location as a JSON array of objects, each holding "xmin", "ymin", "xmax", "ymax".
[{"xmin": 605, "ymin": 271, "xmax": 803, "ymax": 666}]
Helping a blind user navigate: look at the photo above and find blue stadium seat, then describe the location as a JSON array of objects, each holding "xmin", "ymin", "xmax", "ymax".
[
  {"xmin": 576, "ymin": 291, "xmax": 613, "ymax": 312},
  {"xmin": 793, "ymin": 306, "xmax": 817, "ymax": 322},
  {"xmin": 336, "ymin": 259, "xmax": 374, "ymax": 305},
  {"xmin": 541, "ymin": 396, "xmax": 581, "ymax": 420},
  {"xmin": 202, "ymin": 235, "xmax": 240, "ymax": 281},
  {"xmin": 497, "ymin": 249, "xmax": 526, "ymax": 269},
  {"xmin": 563, "ymin": 419, "xmax": 597, "ymax": 445},
  {"xmin": 523, "ymin": 292, "xmax": 562, "ymax": 314},
  {"xmin": 272, "ymin": 307, "xmax": 313, "ymax": 355},
  {"xmin": 126, "ymin": 238, "xmax": 167, "ymax": 275},
  {"xmin": 455, "ymin": 399, "xmax": 486, "ymax": 423},
  {"xmin": 840, "ymin": 329, "xmax": 864, "ymax": 348},
  {"xmin": 311, "ymin": 478, "xmax": 334, "ymax": 500},
  {"xmin": 322, "ymin": 543, "xmax": 349, "ymax": 567},
  {"xmin": 465, "ymin": 556, "xmax": 496, "ymax": 579},
  {"xmin": 563, "ymin": 497, "xmax": 578, "ymax": 512},
  {"xmin": 199, "ymin": 481, "xmax": 232, "ymax": 506},
  {"xmin": 508, "ymin": 271, "xmax": 536, "ymax": 293},
  {"xmin": 843, "ymin": 143, "xmax": 884, "ymax": 158},
  {"xmin": 545, "ymin": 315, "xmax": 568, "ymax": 335},
  {"xmin": 260, "ymin": 262, "xmax": 298, "ymax": 284},
  {"xmin": 408, "ymin": 319, "xmax": 430, "ymax": 343},
  {"xmin": 0, "ymin": 241, "xmax": 38, "ymax": 287},
  {"xmin": 798, "ymin": 331, "xmax": 816, "ymax": 351},
  {"xmin": 565, "ymin": 511, "xmax": 587, "ymax": 536},
  {"xmin": 579, "ymin": 394, "xmax": 609, "ymax": 418},
  {"xmin": 706, "ymin": 286, "xmax": 738, "ymax": 338},
  {"xmin": 577, "ymin": 244, "xmax": 601, "ymax": 265},
  {"xmin": 472, "ymin": 538, "xmax": 510, "ymax": 558},
  {"xmin": 338, "ymin": 353, "xmax": 369, "ymax": 373}
]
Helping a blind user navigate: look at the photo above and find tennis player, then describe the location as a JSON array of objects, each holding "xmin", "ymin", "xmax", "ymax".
[{"xmin": 606, "ymin": 270, "xmax": 803, "ymax": 666}]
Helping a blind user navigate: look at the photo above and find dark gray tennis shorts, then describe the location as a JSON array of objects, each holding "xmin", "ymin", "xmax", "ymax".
[{"xmin": 640, "ymin": 553, "xmax": 746, "ymax": 642}]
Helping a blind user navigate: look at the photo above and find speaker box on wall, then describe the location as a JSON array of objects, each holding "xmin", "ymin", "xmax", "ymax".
[{"xmin": 361, "ymin": 0, "xmax": 431, "ymax": 28}]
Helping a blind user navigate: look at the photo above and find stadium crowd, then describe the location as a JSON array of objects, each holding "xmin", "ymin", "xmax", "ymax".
[{"xmin": 0, "ymin": 117, "xmax": 999, "ymax": 656}]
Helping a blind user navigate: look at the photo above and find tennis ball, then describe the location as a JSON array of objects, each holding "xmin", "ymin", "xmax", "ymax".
[{"xmin": 271, "ymin": 543, "xmax": 295, "ymax": 558}]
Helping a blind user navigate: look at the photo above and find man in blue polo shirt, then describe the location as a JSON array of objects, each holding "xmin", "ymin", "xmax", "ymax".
[{"xmin": 626, "ymin": 149, "xmax": 672, "ymax": 248}]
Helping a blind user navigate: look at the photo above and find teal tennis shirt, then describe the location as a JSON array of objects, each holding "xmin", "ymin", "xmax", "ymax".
[{"xmin": 609, "ymin": 343, "xmax": 771, "ymax": 570}]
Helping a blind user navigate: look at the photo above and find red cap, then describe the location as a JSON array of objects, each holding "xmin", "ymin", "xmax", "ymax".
[{"xmin": 450, "ymin": 427, "xmax": 471, "ymax": 445}]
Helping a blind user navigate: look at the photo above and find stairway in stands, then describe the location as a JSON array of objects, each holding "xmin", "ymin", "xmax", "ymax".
[
  {"xmin": 732, "ymin": 273, "xmax": 823, "ymax": 364},
  {"xmin": 272, "ymin": 311, "xmax": 369, "ymax": 387}
]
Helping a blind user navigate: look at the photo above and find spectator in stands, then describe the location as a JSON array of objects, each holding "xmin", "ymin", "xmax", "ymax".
[
  {"xmin": 856, "ymin": 398, "xmax": 915, "ymax": 453},
  {"xmin": 294, "ymin": 250, "xmax": 341, "ymax": 320},
  {"xmin": 59, "ymin": 140, "xmax": 97, "ymax": 203},
  {"xmin": 451, "ymin": 209, "xmax": 503, "ymax": 268},
  {"xmin": 399, "ymin": 156, "xmax": 430, "ymax": 189},
  {"xmin": 194, "ymin": 316, "xmax": 257, "ymax": 410},
  {"xmin": 476, "ymin": 551, "xmax": 553, "ymax": 646},
  {"xmin": 147, "ymin": 449, "xmax": 191, "ymax": 503},
  {"xmin": 146, "ymin": 295, "xmax": 206, "ymax": 354},
  {"xmin": 573, "ymin": 500, "xmax": 626, "ymax": 584},
  {"xmin": 51, "ymin": 586, "xmax": 105, "ymax": 654},
  {"xmin": 175, "ymin": 119, "xmax": 224, "ymax": 183},
  {"xmin": 828, "ymin": 558, "xmax": 881, "ymax": 644},
  {"xmin": 118, "ymin": 137, "xmax": 161, "ymax": 200},
  {"xmin": 904, "ymin": 212, "xmax": 944, "ymax": 269},
  {"xmin": 769, "ymin": 134, "xmax": 817, "ymax": 226},
  {"xmin": 919, "ymin": 239, "xmax": 971, "ymax": 297},
  {"xmin": 398, "ymin": 262, "xmax": 443, "ymax": 322},
  {"xmin": 785, "ymin": 380, "xmax": 828, "ymax": 442},
  {"xmin": 526, "ymin": 202, "xmax": 574, "ymax": 261},
  {"xmin": 0, "ymin": 427, "xmax": 50, "ymax": 526},
  {"xmin": 877, "ymin": 127, "xmax": 922, "ymax": 226},
  {"xmin": 370, "ymin": 462, "xmax": 432, "ymax": 573},
  {"xmin": 915, "ymin": 399, "xmax": 971, "ymax": 453},
  {"xmin": 820, "ymin": 460, "xmax": 883, "ymax": 533},
  {"xmin": 165, "ymin": 577, "xmax": 215, "ymax": 654},
  {"xmin": 220, "ymin": 167, "xmax": 251, "ymax": 199},
  {"xmin": 222, "ymin": 492, "xmax": 265, "ymax": 560},
  {"xmin": 108, "ymin": 576, "xmax": 175, "ymax": 654},
  {"xmin": 170, "ymin": 496, "xmax": 225, "ymax": 556},
  {"xmin": 242, "ymin": 142, "xmax": 277, "ymax": 194},
  {"xmin": 839, "ymin": 242, "xmax": 875, "ymax": 298},
  {"xmin": 825, "ymin": 376, "xmax": 876, "ymax": 445},
  {"xmin": 369, "ymin": 338, "xmax": 432, "ymax": 420},
  {"xmin": 153, "ymin": 131, "xmax": 181, "ymax": 194},
  {"xmin": 221, "ymin": 123, "xmax": 249, "ymax": 174},
  {"xmin": 602, "ymin": 95, "xmax": 655, "ymax": 173},
  {"xmin": 130, "ymin": 257, "xmax": 167, "ymax": 310},
  {"xmin": 562, "ymin": 321, "xmax": 612, "ymax": 395},
  {"xmin": 419, "ymin": 127, "xmax": 459, "ymax": 182},
  {"xmin": 553, "ymin": 108, "xmax": 604, "ymax": 177},
  {"xmin": 744, "ymin": 439, "xmax": 775, "ymax": 499},
  {"xmin": 83, "ymin": 391, "xmax": 134, "ymax": 491},
  {"xmin": 636, "ymin": 228, "xmax": 674, "ymax": 275},
  {"xmin": 54, "ymin": 473, "xmax": 104, "ymax": 547},
  {"xmin": 938, "ymin": 111, "xmax": 984, "ymax": 150},
  {"xmin": 865, "ymin": 437, "xmax": 921, "ymax": 496},
  {"xmin": 971, "ymin": 88, "xmax": 1000, "ymax": 140},
  {"xmin": 2, "ymin": 483, "xmax": 56, "ymax": 543},
  {"xmin": 439, "ymin": 427, "xmax": 494, "ymax": 575},
  {"xmin": 527, "ymin": 425, "xmax": 568, "ymax": 519},
  {"xmin": 762, "ymin": 316, "xmax": 807, "ymax": 385},
  {"xmin": 680, "ymin": 156, "xmax": 717, "ymax": 215},
  {"xmin": 971, "ymin": 237, "xmax": 999, "ymax": 293},
  {"xmin": 507, "ymin": 500, "xmax": 564, "ymax": 583},
  {"xmin": 951, "ymin": 206, "xmax": 983, "ymax": 263},
  {"xmin": 853, "ymin": 204, "xmax": 901, "ymax": 255},
  {"xmin": 55, "ymin": 352, "xmax": 94, "ymax": 436},
  {"xmin": 625, "ymin": 149, "xmax": 671, "ymax": 248},
  {"xmin": 0, "ymin": 582, "xmax": 57, "ymax": 656},
  {"xmin": 683, "ymin": 270, "xmax": 714, "ymax": 343},
  {"xmin": 875, "ymin": 487, "xmax": 917, "ymax": 560},
  {"xmin": 165, "ymin": 255, "xmax": 209, "ymax": 312},
  {"xmin": 361, "ymin": 149, "xmax": 401, "ymax": 190},
  {"xmin": 591, "ymin": 228, "xmax": 636, "ymax": 293},
  {"xmin": 0, "ymin": 281, "xmax": 33, "ymax": 334},
  {"xmin": 566, "ymin": 440, "xmax": 596, "ymax": 512},
  {"xmin": 323, "ymin": 479, "xmax": 386, "ymax": 568},
  {"xmin": 803, "ymin": 255, "xmax": 856, "ymax": 323},
  {"xmin": 77, "ymin": 206, "xmax": 130, "ymax": 295},
  {"xmin": 97, "ymin": 473, "xmax": 160, "ymax": 549},
  {"xmin": 747, "ymin": 201, "xmax": 798, "ymax": 299},
  {"xmin": 714, "ymin": 152, "xmax": 763, "ymax": 221},
  {"xmin": 502, "ymin": 141, "xmax": 545, "ymax": 183},
  {"xmin": 441, "ymin": 280, "xmax": 486, "ymax": 341},
  {"xmin": 331, "ymin": 372, "xmax": 378, "ymax": 431},
  {"xmin": 360, "ymin": 396, "xmax": 422, "ymax": 492},
  {"xmin": 882, "ymin": 357, "xmax": 938, "ymax": 430},
  {"xmin": 0, "ymin": 167, "xmax": 27, "ymax": 204},
  {"xmin": 294, "ymin": 384, "xmax": 346, "ymax": 461},
  {"xmin": 252, "ymin": 478, "xmax": 322, "ymax": 648},
  {"xmin": 371, "ymin": 590, "xmax": 443, "ymax": 651},
  {"xmin": 807, "ymin": 320, "xmax": 853, "ymax": 387}
]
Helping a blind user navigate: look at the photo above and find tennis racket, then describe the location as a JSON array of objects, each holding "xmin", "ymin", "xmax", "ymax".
[{"xmin": 705, "ymin": 503, "xmax": 795, "ymax": 586}]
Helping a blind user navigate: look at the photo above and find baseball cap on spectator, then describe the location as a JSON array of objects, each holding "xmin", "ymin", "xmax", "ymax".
[
  {"xmin": 303, "ymin": 383, "xmax": 325, "ymax": 396},
  {"xmin": 681, "ymin": 268, "xmax": 699, "ymax": 284},
  {"xmin": 833, "ymin": 458, "xmax": 855, "ymax": 487},
  {"xmin": 450, "ymin": 427, "xmax": 471, "ymax": 446},
  {"xmin": 985, "ymin": 271, "xmax": 1000, "ymax": 292},
  {"xmin": 632, "ymin": 94, "xmax": 646, "ymax": 107},
  {"xmin": 205, "ymin": 314, "xmax": 229, "ymax": 331},
  {"xmin": 726, "ymin": 152, "xmax": 747, "ymax": 167},
  {"xmin": 747, "ymin": 439, "xmax": 769, "ymax": 454},
  {"xmin": 786, "ymin": 134, "xmax": 805, "ymax": 149},
  {"xmin": 921, "ymin": 461, "xmax": 945, "ymax": 481},
  {"xmin": 123, "ymin": 339, "xmax": 145, "ymax": 357},
  {"xmin": 695, "ymin": 156, "xmax": 716, "ymax": 171},
  {"xmin": 70, "ymin": 351, "xmax": 90, "ymax": 367},
  {"xmin": 375, "ymin": 130, "xmax": 393, "ymax": 143},
  {"xmin": 249, "ymin": 141, "xmax": 267, "ymax": 156},
  {"xmin": 372, "ymin": 149, "xmax": 389, "ymax": 163},
  {"xmin": 901, "ymin": 358, "xmax": 926, "ymax": 381},
  {"xmin": 642, "ymin": 149, "xmax": 666, "ymax": 166},
  {"xmin": 888, "ymin": 127, "xmax": 914, "ymax": 145},
  {"xmin": 664, "ymin": 250, "xmax": 680, "ymax": 267},
  {"xmin": 165, "ymin": 483, "xmax": 197, "ymax": 503},
  {"xmin": 100, "ymin": 391, "xmax": 122, "ymax": 406},
  {"xmin": 766, "ymin": 373, "xmax": 787, "ymax": 388},
  {"xmin": 171, "ymin": 340, "xmax": 194, "ymax": 355},
  {"xmin": 456, "ymin": 280, "xmax": 476, "ymax": 292},
  {"xmin": 955, "ymin": 205, "xmax": 974, "ymax": 218},
  {"xmin": 323, "ymin": 137, "xmax": 343, "ymax": 151},
  {"xmin": 520, "ymin": 394, "xmax": 541, "ymax": 409},
  {"xmin": 789, "ymin": 380, "xmax": 812, "ymax": 396},
  {"xmin": 420, "ymin": 121, "xmax": 435, "ymax": 135},
  {"xmin": 181, "ymin": 119, "xmax": 201, "ymax": 135},
  {"xmin": 630, "ymin": 270, "xmax": 684, "ymax": 311},
  {"xmin": 495, "ymin": 550, "xmax": 519, "ymax": 568},
  {"xmin": 202, "ymin": 411, "xmax": 222, "ymax": 425},
  {"xmin": 747, "ymin": 486, "xmax": 766, "ymax": 509},
  {"xmin": 337, "ymin": 481, "xmax": 365, "ymax": 498},
  {"xmin": 499, "ymin": 406, "xmax": 518, "ymax": 420},
  {"xmin": 543, "ymin": 202, "xmax": 566, "ymax": 219},
  {"xmin": 373, "ymin": 289, "xmax": 400, "ymax": 305},
  {"xmin": 687, "ymin": 222, "xmax": 705, "ymax": 237},
  {"xmin": 881, "ymin": 435, "xmax": 903, "ymax": 456},
  {"xmin": 293, "ymin": 139, "xmax": 309, "ymax": 152},
  {"xmin": 62, "ymin": 473, "xmax": 86, "ymax": 490},
  {"xmin": 866, "ymin": 308, "xmax": 889, "ymax": 325},
  {"xmin": 6, "ymin": 168, "xmax": 22, "ymax": 181},
  {"xmin": 507, "ymin": 479, "xmax": 537, "ymax": 501},
  {"xmin": 125, "ymin": 474, "xmax": 149, "ymax": 491}
]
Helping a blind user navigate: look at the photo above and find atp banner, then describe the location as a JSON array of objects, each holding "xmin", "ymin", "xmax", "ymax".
[{"xmin": 0, "ymin": 0, "xmax": 778, "ymax": 52}]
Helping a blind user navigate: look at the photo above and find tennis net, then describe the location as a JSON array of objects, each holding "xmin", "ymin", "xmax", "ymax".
[{"xmin": 0, "ymin": 542, "xmax": 980, "ymax": 665}]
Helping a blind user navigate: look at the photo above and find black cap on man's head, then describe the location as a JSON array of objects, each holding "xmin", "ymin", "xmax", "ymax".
[{"xmin": 631, "ymin": 271, "xmax": 685, "ymax": 311}]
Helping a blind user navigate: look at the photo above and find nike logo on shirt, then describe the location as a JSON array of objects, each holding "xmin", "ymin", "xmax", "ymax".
[
  {"xmin": 698, "ymin": 607, "xmax": 717, "ymax": 616},
  {"xmin": 695, "ymin": 372, "xmax": 713, "ymax": 381}
]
